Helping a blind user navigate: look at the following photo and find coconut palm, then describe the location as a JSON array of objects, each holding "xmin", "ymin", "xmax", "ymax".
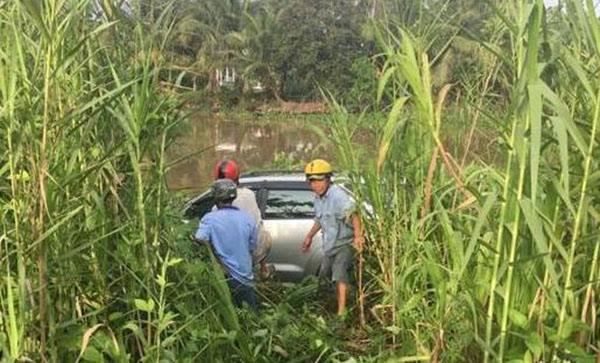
[
  {"xmin": 227, "ymin": 2, "xmax": 284, "ymax": 100},
  {"xmin": 166, "ymin": 0, "xmax": 244, "ymax": 90}
]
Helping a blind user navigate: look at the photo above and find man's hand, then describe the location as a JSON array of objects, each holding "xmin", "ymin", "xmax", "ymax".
[
  {"xmin": 353, "ymin": 235, "xmax": 365, "ymax": 253},
  {"xmin": 190, "ymin": 234, "xmax": 205, "ymax": 245},
  {"xmin": 302, "ymin": 235, "xmax": 313, "ymax": 253},
  {"xmin": 302, "ymin": 222, "xmax": 320, "ymax": 253}
]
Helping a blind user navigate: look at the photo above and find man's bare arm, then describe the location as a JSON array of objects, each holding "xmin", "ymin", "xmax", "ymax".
[
  {"xmin": 352, "ymin": 214, "xmax": 365, "ymax": 252},
  {"xmin": 302, "ymin": 221, "xmax": 321, "ymax": 252}
]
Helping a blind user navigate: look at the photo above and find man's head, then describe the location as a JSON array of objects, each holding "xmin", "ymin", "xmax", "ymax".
[
  {"xmin": 213, "ymin": 159, "xmax": 240, "ymax": 183},
  {"xmin": 305, "ymin": 159, "xmax": 332, "ymax": 196},
  {"xmin": 212, "ymin": 178, "xmax": 237, "ymax": 206}
]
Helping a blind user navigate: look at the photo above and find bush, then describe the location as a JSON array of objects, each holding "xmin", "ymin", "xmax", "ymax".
[{"xmin": 341, "ymin": 56, "xmax": 378, "ymax": 112}]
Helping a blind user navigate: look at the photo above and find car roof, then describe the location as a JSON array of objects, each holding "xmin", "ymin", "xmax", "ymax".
[
  {"xmin": 239, "ymin": 170, "xmax": 306, "ymax": 182},
  {"xmin": 237, "ymin": 171, "xmax": 306, "ymax": 189},
  {"xmin": 238, "ymin": 171, "xmax": 350, "ymax": 190}
]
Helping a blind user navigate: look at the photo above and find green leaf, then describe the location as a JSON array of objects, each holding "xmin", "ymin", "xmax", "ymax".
[
  {"xmin": 549, "ymin": 116, "xmax": 571, "ymax": 200},
  {"xmin": 167, "ymin": 258, "xmax": 183, "ymax": 267},
  {"xmin": 525, "ymin": 332, "xmax": 544, "ymax": 360},
  {"xmin": 528, "ymin": 81, "xmax": 543, "ymax": 202},
  {"xmin": 384, "ymin": 325, "xmax": 401, "ymax": 335},
  {"xmin": 122, "ymin": 322, "xmax": 146, "ymax": 345},
  {"xmin": 19, "ymin": 0, "xmax": 50, "ymax": 40},
  {"xmin": 81, "ymin": 346, "xmax": 104, "ymax": 363},
  {"xmin": 561, "ymin": 342, "xmax": 596, "ymax": 362},
  {"xmin": 30, "ymin": 206, "xmax": 85, "ymax": 250},
  {"xmin": 161, "ymin": 336, "xmax": 177, "ymax": 348},
  {"xmin": 508, "ymin": 308, "xmax": 528, "ymax": 329},
  {"xmin": 155, "ymin": 275, "xmax": 166, "ymax": 288},
  {"xmin": 108, "ymin": 312, "xmax": 123, "ymax": 322},
  {"xmin": 252, "ymin": 329, "xmax": 268, "ymax": 338},
  {"xmin": 272, "ymin": 345, "xmax": 289, "ymax": 358},
  {"xmin": 562, "ymin": 50, "xmax": 595, "ymax": 98},
  {"xmin": 377, "ymin": 65, "xmax": 397, "ymax": 103},
  {"xmin": 560, "ymin": 317, "xmax": 590, "ymax": 340},
  {"xmin": 458, "ymin": 191, "xmax": 497, "ymax": 281},
  {"xmin": 524, "ymin": 3, "xmax": 542, "ymax": 82},
  {"xmin": 134, "ymin": 298, "xmax": 155, "ymax": 313},
  {"xmin": 519, "ymin": 197, "xmax": 559, "ymax": 284},
  {"xmin": 377, "ymin": 96, "xmax": 407, "ymax": 173},
  {"xmin": 542, "ymin": 84, "xmax": 587, "ymax": 156}
]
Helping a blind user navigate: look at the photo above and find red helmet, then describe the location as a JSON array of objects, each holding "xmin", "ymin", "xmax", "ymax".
[{"xmin": 213, "ymin": 159, "xmax": 240, "ymax": 182}]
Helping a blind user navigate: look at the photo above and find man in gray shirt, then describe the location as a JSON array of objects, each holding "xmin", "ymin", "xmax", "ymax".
[{"xmin": 301, "ymin": 159, "xmax": 364, "ymax": 317}]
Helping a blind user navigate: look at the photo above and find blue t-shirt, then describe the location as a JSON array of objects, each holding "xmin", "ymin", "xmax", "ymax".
[
  {"xmin": 313, "ymin": 184, "xmax": 356, "ymax": 255},
  {"xmin": 195, "ymin": 206, "xmax": 258, "ymax": 286}
]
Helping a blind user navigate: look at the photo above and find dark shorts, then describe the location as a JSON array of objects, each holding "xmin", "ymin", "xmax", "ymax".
[
  {"xmin": 227, "ymin": 278, "xmax": 257, "ymax": 310},
  {"xmin": 319, "ymin": 244, "xmax": 355, "ymax": 284}
]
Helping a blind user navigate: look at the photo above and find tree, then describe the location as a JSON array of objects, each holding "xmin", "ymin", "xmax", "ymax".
[
  {"xmin": 275, "ymin": 0, "xmax": 369, "ymax": 100},
  {"xmin": 166, "ymin": 0, "xmax": 245, "ymax": 90},
  {"xmin": 228, "ymin": 2, "xmax": 284, "ymax": 100}
]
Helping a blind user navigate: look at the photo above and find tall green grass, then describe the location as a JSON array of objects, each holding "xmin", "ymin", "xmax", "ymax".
[
  {"xmin": 1, "ymin": 1, "xmax": 360, "ymax": 361},
  {"xmin": 328, "ymin": 0, "xmax": 600, "ymax": 361},
  {"xmin": 2, "ymin": 0, "xmax": 599, "ymax": 361},
  {"xmin": 0, "ymin": 1, "xmax": 257, "ymax": 361}
]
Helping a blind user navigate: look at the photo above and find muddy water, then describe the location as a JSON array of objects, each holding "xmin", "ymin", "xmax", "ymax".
[{"xmin": 166, "ymin": 115, "xmax": 327, "ymax": 193}]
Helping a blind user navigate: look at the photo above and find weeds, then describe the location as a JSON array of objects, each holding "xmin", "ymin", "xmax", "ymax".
[
  {"xmin": 1, "ymin": 0, "xmax": 599, "ymax": 361},
  {"xmin": 326, "ymin": 0, "xmax": 600, "ymax": 361}
]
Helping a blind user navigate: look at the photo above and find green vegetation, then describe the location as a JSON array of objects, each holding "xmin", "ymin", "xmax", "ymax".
[
  {"xmin": 329, "ymin": 0, "xmax": 600, "ymax": 361},
  {"xmin": 1, "ymin": 0, "xmax": 599, "ymax": 362},
  {"xmin": 166, "ymin": 0, "xmax": 373, "ymax": 109}
]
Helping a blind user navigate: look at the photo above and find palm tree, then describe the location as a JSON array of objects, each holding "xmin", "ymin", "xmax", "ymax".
[
  {"xmin": 228, "ymin": 2, "xmax": 284, "ymax": 100},
  {"xmin": 167, "ymin": 0, "xmax": 244, "ymax": 90}
]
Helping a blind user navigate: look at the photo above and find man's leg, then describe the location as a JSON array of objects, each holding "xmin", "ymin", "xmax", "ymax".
[
  {"xmin": 331, "ymin": 245, "xmax": 354, "ymax": 317},
  {"xmin": 336, "ymin": 281, "xmax": 348, "ymax": 316},
  {"xmin": 238, "ymin": 284, "xmax": 257, "ymax": 310},
  {"xmin": 255, "ymin": 228, "xmax": 273, "ymax": 279},
  {"xmin": 227, "ymin": 278, "xmax": 257, "ymax": 310},
  {"xmin": 318, "ymin": 254, "xmax": 334, "ymax": 288}
]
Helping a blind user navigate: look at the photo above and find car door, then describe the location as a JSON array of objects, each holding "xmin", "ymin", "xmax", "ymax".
[
  {"xmin": 262, "ymin": 188, "xmax": 323, "ymax": 282},
  {"xmin": 182, "ymin": 190, "xmax": 213, "ymax": 220}
]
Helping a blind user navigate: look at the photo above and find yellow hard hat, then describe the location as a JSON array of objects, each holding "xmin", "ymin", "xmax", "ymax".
[{"xmin": 305, "ymin": 159, "xmax": 332, "ymax": 179}]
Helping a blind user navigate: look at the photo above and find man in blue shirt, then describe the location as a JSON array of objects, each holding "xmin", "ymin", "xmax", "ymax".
[
  {"xmin": 301, "ymin": 159, "xmax": 364, "ymax": 317},
  {"xmin": 212, "ymin": 159, "xmax": 273, "ymax": 279},
  {"xmin": 195, "ymin": 179, "xmax": 258, "ymax": 309}
]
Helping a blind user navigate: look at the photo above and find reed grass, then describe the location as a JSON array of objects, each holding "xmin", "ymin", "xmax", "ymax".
[
  {"xmin": 327, "ymin": 0, "xmax": 600, "ymax": 361},
  {"xmin": 2, "ymin": 0, "xmax": 600, "ymax": 361},
  {"xmin": 0, "ymin": 1, "xmax": 254, "ymax": 361}
]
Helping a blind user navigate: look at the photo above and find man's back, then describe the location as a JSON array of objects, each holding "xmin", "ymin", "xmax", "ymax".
[
  {"xmin": 195, "ymin": 206, "xmax": 258, "ymax": 285},
  {"xmin": 233, "ymin": 187, "xmax": 261, "ymax": 225}
]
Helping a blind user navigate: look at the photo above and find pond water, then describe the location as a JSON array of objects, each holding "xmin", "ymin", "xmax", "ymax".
[{"xmin": 166, "ymin": 114, "xmax": 329, "ymax": 193}]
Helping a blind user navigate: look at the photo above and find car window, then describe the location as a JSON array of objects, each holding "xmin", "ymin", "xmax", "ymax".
[
  {"xmin": 264, "ymin": 189, "xmax": 314, "ymax": 219},
  {"xmin": 183, "ymin": 188, "xmax": 263, "ymax": 220}
]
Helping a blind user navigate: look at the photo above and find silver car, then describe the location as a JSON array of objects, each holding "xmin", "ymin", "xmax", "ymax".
[{"xmin": 183, "ymin": 172, "xmax": 344, "ymax": 282}]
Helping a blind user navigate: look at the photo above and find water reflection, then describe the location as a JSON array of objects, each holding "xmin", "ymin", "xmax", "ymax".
[{"xmin": 166, "ymin": 115, "xmax": 325, "ymax": 193}]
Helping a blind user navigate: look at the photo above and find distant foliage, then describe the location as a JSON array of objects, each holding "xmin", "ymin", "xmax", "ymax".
[{"xmin": 342, "ymin": 56, "xmax": 379, "ymax": 112}]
